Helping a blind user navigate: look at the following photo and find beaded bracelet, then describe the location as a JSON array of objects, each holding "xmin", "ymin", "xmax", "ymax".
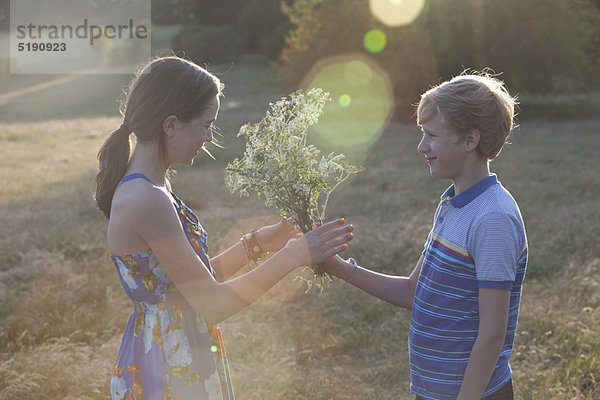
[
  {"xmin": 241, "ymin": 229, "xmax": 267, "ymax": 265},
  {"xmin": 240, "ymin": 236, "xmax": 251, "ymax": 266},
  {"xmin": 340, "ymin": 258, "xmax": 358, "ymax": 284}
]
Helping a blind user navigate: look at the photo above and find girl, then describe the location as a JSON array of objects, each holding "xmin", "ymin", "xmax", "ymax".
[{"xmin": 95, "ymin": 56, "xmax": 353, "ymax": 400}]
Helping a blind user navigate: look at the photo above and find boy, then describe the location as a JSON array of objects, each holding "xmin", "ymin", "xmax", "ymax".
[{"xmin": 325, "ymin": 72, "xmax": 527, "ymax": 399}]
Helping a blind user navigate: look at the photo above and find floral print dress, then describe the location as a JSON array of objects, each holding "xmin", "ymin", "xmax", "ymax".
[{"xmin": 110, "ymin": 173, "xmax": 235, "ymax": 400}]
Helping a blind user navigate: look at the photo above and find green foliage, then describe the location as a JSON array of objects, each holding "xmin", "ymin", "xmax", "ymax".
[
  {"xmin": 280, "ymin": 0, "xmax": 353, "ymax": 25},
  {"xmin": 260, "ymin": 21, "xmax": 294, "ymax": 60},
  {"xmin": 420, "ymin": 0, "xmax": 600, "ymax": 92},
  {"xmin": 166, "ymin": 0, "xmax": 289, "ymax": 59},
  {"xmin": 184, "ymin": 0, "xmax": 242, "ymax": 26},
  {"xmin": 278, "ymin": 0, "xmax": 600, "ymax": 106},
  {"xmin": 171, "ymin": 24, "xmax": 244, "ymax": 64},
  {"xmin": 151, "ymin": 0, "xmax": 194, "ymax": 24},
  {"xmin": 238, "ymin": 0, "xmax": 290, "ymax": 53},
  {"xmin": 225, "ymin": 88, "xmax": 363, "ymax": 234}
]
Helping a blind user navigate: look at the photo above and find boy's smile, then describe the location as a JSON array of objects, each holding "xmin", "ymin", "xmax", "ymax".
[{"xmin": 417, "ymin": 113, "xmax": 467, "ymax": 182}]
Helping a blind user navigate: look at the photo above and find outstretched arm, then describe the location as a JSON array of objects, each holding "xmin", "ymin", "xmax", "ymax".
[
  {"xmin": 324, "ymin": 254, "xmax": 423, "ymax": 310},
  {"xmin": 210, "ymin": 218, "xmax": 299, "ymax": 281},
  {"xmin": 135, "ymin": 189, "xmax": 353, "ymax": 324},
  {"xmin": 207, "ymin": 240, "xmax": 248, "ymax": 282}
]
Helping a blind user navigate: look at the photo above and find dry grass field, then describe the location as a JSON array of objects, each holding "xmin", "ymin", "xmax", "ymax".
[{"xmin": 1, "ymin": 55, "xmax": 599, "ymax": 399}]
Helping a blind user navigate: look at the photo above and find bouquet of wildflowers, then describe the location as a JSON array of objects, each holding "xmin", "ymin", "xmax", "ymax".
[{"xmin": 225, "ymin": 88, "xmax": 363, "ymax": 289}]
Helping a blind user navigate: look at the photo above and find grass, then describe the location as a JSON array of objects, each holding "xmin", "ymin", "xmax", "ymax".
[{"xmin": 0, "ymin": 54, "xmax": 599, "ymax": 399}]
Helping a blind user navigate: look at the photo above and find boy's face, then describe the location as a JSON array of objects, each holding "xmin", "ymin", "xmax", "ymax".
[{"xmin": 417, "ymin": 113, "xmax": 468, "ymax": 181}]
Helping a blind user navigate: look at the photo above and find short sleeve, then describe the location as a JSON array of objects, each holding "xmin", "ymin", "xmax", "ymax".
[{"xmin": 470, "ymin": 212, "xmax": 525, "ymax": 287}]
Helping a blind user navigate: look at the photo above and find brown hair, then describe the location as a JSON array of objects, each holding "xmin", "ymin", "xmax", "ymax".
[
  {"xmin": 417, "ymin": 71, "xmax": 518, "ymax": 160},
  {"xmin": 94, "ymin": 56, "xmax": 223, "ymax": 218}
]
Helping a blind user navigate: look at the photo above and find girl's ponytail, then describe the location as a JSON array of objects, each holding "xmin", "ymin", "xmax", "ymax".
[{"xmin": 94, "ymin": 126, "xmax": 132, "ymax": 218}]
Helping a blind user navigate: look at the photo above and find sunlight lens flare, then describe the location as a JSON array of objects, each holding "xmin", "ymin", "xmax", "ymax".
[
  {"xmin": 338, "ymin": 94, "xmax": 352, "ymax": 107},
  {"xmin": 363, "ymin": 29, "xmax": 387, "ymax": 53},
  {"xmin": 301, "ymin": 54, "xmax": 393, "ymax": 155},
  {"xmin": 369, "ymin": 0, "xmax": 426, "ymax": 27}
]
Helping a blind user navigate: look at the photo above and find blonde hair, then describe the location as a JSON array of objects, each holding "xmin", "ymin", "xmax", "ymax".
[{"xmin": 417, "ymin": 71, "xmax": 518, "ymax": 160}]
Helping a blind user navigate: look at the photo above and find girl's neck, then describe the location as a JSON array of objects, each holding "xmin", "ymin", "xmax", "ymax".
[{"xmin": 126, "ymin": 141, "xmax": 169, "ymax": 186}]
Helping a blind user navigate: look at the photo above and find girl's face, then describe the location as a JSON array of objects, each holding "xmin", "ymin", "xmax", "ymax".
[
  {"xmin": 167, "ymin": 96, "xmax": 220, "ymax": 166},
  {"xmin": 417, "ymin": 112, "xmax": 467, "ymax": 181}
]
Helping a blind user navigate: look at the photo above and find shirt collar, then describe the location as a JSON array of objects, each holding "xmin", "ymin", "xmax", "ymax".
[{"xmin": 441, "ymin": 174, "xmax": 499, "ymax": 208}]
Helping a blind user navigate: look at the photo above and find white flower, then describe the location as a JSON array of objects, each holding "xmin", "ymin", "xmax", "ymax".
[
  {"xmin": 148, "ymin": 253, "xmax": 171, "ymax": 286},
  {"xmin": 116, "ymin": 258, "xmax": 138, "ymax": 290},
  {"xmin": 155, "ymin": 283, "xmax": 167, "ymax": 303},
  {"xmin": 163, "ymin": 328, "xmax": 192, "ymax": 367},
  {"xmin": 110, "ymin": 375, "xmax": 127, "ymax": 400},
  {"xmin": 142, "ymin": 310, "xmax": 157, "ymax": 353},
  {"xmin": 204, "ymin": 371, "xmax": 222, "ymax": 400},
  {"xmin": 225, "ymin": 88, "xmax": 363, "ymax": 235}
]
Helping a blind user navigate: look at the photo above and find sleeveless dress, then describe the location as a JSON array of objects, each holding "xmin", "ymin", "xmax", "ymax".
[{"xmin": 110, "ymin": 173, "xmax": 235, "ymax": 400}]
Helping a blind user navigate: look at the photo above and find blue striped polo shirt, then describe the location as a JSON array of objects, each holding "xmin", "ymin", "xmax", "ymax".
[{"xmin": 409, "ymin": 174, "xmax": 527, "ymax": 399}]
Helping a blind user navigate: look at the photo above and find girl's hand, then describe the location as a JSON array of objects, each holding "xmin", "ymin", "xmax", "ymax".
[
  {"xmin": 285, "ymin": 218, "xmax": 354, "ymax": 267},
  {"xmin": 256, "ymin": 217, "xmax": 301, "ymax": 253}
]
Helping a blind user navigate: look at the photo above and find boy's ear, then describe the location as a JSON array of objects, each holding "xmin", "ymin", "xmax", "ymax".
[
  {"xmin": 464, "ymin": 128, "xmax": 480, "ymax": 152},
  {"xmin": 163, "ymin": 115, "xmax": 178, "ymax": 138}
]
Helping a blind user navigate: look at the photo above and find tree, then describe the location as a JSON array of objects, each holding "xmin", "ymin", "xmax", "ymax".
[
  {"xmin": 238, "ymin": 0, "xmax": 289, "ymax": 52},
  {"xmin": 280, "ymin": 0, "xmax": 600, "ymax": 97},
  {"xmin": 170, "ymin": 0, "xmax": 290, "ymax": 59},
  {"xmin": 152, "ymin": 0, "xmax": 196, "ymax": 24},
  {"xmin": 418, "ymin": 0, "xmax": 600, "ymax": 92}
]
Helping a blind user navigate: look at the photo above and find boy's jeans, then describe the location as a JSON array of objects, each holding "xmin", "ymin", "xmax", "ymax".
[{"xmin": 414, "ymin": 379, "xmax": 513, "ymax": 400}]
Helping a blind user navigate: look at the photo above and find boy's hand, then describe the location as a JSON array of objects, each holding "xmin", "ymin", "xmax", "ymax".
[
  {"xmin": 319, "ymin": 254, "xmax": 357, "ymax": 281},
  {"xmin": 285, "ymin": 219, "xmax": 353, "ymax": 267}
]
